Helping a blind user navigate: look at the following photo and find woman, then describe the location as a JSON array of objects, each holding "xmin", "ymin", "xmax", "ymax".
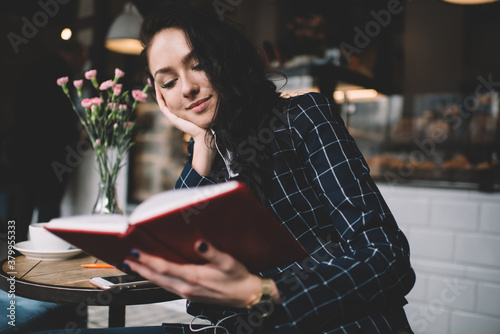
[
  {"xmin": 125, "ymin": 3, "xmax": 416, "ymax": 333},
  {"xmin": 37, "ymin": 2, "xmax": 415, "ymax": 334}
]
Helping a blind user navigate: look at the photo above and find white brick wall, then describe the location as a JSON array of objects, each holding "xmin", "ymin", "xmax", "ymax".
[{"xmin": 378, "ymin": 184, "xmax": 500, "ymax": 334}]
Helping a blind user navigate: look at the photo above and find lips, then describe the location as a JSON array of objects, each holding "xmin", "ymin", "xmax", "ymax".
[{"xmin": 187, "ymin": 96, "xmax": 211, "ymax": 113}]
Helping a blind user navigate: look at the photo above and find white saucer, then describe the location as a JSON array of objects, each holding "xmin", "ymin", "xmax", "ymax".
[{"xmin": 14, "ymin": 241, "xmax": 83, "ymax": 261}]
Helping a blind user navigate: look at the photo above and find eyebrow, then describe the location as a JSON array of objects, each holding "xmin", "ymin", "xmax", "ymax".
[{"xmin": 153, "ymin": 51, "xmax": 195, "ymax": 78}]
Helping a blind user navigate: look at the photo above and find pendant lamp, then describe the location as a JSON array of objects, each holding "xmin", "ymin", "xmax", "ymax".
[{"xmin": 105, "ymin": 2, "xmax": 143, "ymax": 55}]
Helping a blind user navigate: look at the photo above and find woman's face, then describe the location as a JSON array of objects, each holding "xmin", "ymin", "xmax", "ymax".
[{"xmin": 148, "ymin": 28, "xmax": 217, "ymax": 129}]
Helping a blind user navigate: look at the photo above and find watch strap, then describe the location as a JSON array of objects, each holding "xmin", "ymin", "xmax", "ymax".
[{"xmin": 246, "ymin": 277, "xmax": 273, "ymax": 309}]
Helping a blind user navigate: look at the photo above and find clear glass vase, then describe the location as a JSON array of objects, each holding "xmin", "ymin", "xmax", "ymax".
[{"xmin": 92, "ymin": 180, "xmax": 123, "ymax": 215}]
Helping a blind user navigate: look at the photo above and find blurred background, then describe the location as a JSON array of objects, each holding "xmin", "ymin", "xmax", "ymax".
[{"xmin": 1, "ymin": 1, "xmax": 500, "ymax": 333}]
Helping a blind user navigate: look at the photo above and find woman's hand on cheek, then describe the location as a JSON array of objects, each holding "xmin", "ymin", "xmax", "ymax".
[
  {"xmin": 155, "ymin": 85, "xmax": 206, "ymax": 140},
  {"xmin": 155, "ymin": 86, "xmax": 215, "ymax": 176},
  {"xmin": 124, "ymin": 240, "xmax": 262, "ymax": 309}
]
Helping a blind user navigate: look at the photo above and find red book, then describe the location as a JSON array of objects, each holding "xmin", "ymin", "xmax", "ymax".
[{"xmin": 46, "ymin": 181, "xmax": 308, "ymax": 273}]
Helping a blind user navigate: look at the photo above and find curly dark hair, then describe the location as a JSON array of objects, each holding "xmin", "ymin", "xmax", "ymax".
[{"xmin": 140, "ymin": 2, "xmax": 286, "ymax": 201}]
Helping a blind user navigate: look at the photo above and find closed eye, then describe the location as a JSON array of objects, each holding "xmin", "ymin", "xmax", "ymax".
[{"xmin": 160, "ymin": 79, "xmax": 177, "ymax": 89}]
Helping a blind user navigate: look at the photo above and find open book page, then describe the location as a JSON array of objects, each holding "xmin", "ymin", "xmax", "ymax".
[
  {"xmin": 47, "ymin": 214, "xmax": 129, "ymax": 234},
  {"xmin": 47, "ymin": 182, "xmax": 239, "ymax": 232},
  {"xmin": 128, "ymin": 181, "xmax": 240, "ymax": 225}
]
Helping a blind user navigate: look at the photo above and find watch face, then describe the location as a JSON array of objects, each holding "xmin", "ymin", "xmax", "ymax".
[{"xmin": 250, "ymin": 300, "xmax": 275, "ymax": 318}]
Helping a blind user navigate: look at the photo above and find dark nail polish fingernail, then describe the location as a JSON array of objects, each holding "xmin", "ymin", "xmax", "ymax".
[
  {"xmin": 130, "ymin": 249, "xmax": 139, "ymax": 258},
  {"xmin": 198, "ymin": 242, "xmax": 208, "ymax": 253},
  {"xmin": 122, "ymin": 262, "xmax": 130, "ymax": 271}
]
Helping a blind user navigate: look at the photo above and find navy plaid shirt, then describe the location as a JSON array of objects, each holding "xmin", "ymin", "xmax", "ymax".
[{"xmin": 174, "ymin": 93, "xmax": 415, "ymax": 333}]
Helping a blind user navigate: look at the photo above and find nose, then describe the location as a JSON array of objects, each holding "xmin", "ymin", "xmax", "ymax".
[{"xmin": 181, "ymin": 74, "xmax": 200, "ymax": 98}]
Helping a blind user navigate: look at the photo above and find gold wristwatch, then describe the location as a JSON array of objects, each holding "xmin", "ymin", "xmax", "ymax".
[{"xmin": 246, "ymin": 278, "xmax": 273, "ymax": 317}]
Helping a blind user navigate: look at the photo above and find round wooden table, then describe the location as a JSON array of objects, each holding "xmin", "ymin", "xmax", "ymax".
[{"xmin": 0, "ymin": 253, "xmax": 179, "ymax": 327}]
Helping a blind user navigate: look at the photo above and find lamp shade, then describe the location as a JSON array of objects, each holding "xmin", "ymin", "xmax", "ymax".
[
  {"xmin": 105, "ymin": 2, "xmax": 143, "ymax": 55},
  {"xmin": 442, "ymin": 0, "xmax": 499, "ymax": 4}
]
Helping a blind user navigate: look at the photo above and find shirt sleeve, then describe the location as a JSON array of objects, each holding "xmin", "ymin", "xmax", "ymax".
[
  {"xmin": 174, "ymin": 138, "xmax": 216, "ymax": 190},
  {"xmin": 269, "ymin": 93, "xmax": 415, "ymax": 333}
]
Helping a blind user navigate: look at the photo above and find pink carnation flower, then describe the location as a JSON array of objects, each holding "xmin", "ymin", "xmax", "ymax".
[
  {"xmin": 118, "ymin": 104, "xmax": 127, "ymax": 111},
  {"xmin": 114, "ymin": 68, "xmax": 125, "ymax": 78},
  {"xmin": 81, "ymin": 98, "xmax": 93, "ymax": 109},
  {"xmin": 113, "ymin": 84, "xmax": 122, "ymax": 95},
  {"xmin": 99, "ymin": 80, "xmax": 115, "ymax": 91},
  {"xmin": 56, "ymin": 76, "xmax": 69, "ymax": 86},
  {"xmin": 85, "ymin": 69, "xmax": 97, "ymax": 80},
  {"xmin": 147, "ymin": 77, "xmax": 153, "ymax": 87},
  {"xmin": 73, "ymin": 79, "xmax": 83, "ymax": 88},
  {"xmin": 132, "ymin": 90, "xmax": 148, "ymax": 102},
  {"xmin": 91, "ymin": 97, "xmax": 103, "ymax": 106}
]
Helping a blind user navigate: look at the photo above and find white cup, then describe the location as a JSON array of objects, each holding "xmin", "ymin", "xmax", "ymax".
[{"xmin": 29, "ymin": 223, "xmax": 72, "ymax": 251}]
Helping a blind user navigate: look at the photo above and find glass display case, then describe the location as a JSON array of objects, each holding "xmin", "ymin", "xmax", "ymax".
[
  {"xmin": 278, "ymin": 61, "xmax": 499, "ymax": 192},
  {"xmin": 340, "ymin": 91, "xmax": 500, "ymax": 191}
]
